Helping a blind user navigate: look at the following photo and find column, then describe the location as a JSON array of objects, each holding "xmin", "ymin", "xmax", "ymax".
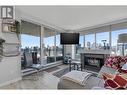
[
  {"xmin": 109, "ymin": 25, "xmax": 112, "ymax": 50},
  {"xmin": 54, "ymin": 30, "xmax": 56, "ymax": 62},
  {"xmin": 72, "ymin": 45, "xmax": 75, "ymax": 59},
  {"xmin": 95, "ymin": 33, "xmax": 97, "ymax": 49},
  {"xmin": 84, "ymin": 35, "xmax": 85, "ymax": 50},
  {"xmin": 40, "ymin": 26, "xmax": 45, "ymax": 65}
]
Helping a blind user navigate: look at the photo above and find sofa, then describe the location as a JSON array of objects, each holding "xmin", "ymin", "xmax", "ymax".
[
  {"xmin": 58, "ymin": 66, "xmax": 117, "ymax": 89},
  {"xmin": 58, "ymin": 56, "xmax": 127, "ymax": 89}
]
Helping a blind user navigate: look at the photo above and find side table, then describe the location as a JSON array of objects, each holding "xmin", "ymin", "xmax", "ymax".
[{"xmin": 69, "ymin": 61, "xmax": 82, "ymax": 71}]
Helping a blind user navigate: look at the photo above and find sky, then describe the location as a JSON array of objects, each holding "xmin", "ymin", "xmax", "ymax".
[
  {"xmin": 21, "ymin": 29, "xmax": 127, "ymax": 48},
  {"xmin": 21, "ymin": 34, "xmax": 60, "ymax": 48}
]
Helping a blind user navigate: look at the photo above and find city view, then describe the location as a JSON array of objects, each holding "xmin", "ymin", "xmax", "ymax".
[{"xmin": 21, "ymin": 28, "xmax": 127, "ymax": 65}]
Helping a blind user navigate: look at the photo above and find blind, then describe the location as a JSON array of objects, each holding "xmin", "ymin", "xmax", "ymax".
[
  {"xmin": 79, "ymin": 25, "xmax": 110, "ymax": 35},
  {"xmin": 111, "ymin": 21, "xmax": 127, "ymax": 31},
  {"xmin": 79, "ymin": 21, "xmax": 127, "ymax": 35},
  {"xmin": 21, "ymin": 20, "xmax": 41, "ymax": 37},
  {"xmin": 44, "ymin": 27, "xmax": 55, "ymax": 38}
]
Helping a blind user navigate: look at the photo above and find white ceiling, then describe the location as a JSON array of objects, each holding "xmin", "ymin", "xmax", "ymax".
[{"xmin": 16, "ymin": 6, "xmax": 127, "ymax": 30}]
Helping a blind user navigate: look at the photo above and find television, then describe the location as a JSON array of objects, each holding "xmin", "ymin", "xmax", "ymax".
[{"xmin": 60, "ymin": 33, "xmax": 79, "ymax": 44}]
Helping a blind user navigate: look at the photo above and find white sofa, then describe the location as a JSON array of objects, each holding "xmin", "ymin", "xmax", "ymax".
[{"xmin": 57, "ymin": 66, "xmax": 117, "ymax": 89}]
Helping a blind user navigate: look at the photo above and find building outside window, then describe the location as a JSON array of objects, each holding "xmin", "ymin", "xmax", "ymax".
[
  {"xmin": 85, "ymin": 34, "xmax": 95, "ymax": 50},
  {"xmin": 43, "ymin": 28, "xmax": 55, "ymax": 63},
  {"xmin": 56, "ymin": 33, "xmax": 63, "ymax": 61},
  {"xmin": 96, "ymin": 32, "xmax": 109, "ymax": 50},
  {"xmin": 111, "ymin": 29, "xmax": 127, "ymax": 55},
  {"xmin": 75, "ymin": 35, "xmax": 84, "ymax": 59},
  {"xmin": 21, "ymin": 21, "xmax": 41, "ymax": 69}
]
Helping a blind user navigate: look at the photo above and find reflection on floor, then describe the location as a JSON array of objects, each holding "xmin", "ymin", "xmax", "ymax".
[{"xmin": 0, "ymin": 64, "xmax": 68, "ymax": 89}]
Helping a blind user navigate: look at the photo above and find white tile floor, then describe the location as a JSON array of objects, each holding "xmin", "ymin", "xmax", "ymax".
[{"xmin": 0, "ymin": 65, "xmax": 69, "ymax": 89}]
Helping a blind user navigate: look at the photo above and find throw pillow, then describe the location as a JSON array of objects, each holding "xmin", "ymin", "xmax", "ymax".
[
  {"xmin": 104, "ymin": 56, "xmax": 127, "ymax": 70},
  {"xmin": 102, "ymin": 73, "xmax": 127, "ymax": 89},
  {"xmin": 120, "ymin": 63, "xmax": 127, "ymax": 73}
]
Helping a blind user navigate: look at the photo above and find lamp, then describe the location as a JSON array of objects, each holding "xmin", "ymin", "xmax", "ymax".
[{"xmin": 118, "ymin": 33, "xmax": 127, "ymax": 56}]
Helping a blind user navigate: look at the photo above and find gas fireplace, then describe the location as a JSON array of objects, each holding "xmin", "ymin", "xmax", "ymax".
[{"xmin": 81, "ymin": 53, "xmax": 109, "ymax": 72}]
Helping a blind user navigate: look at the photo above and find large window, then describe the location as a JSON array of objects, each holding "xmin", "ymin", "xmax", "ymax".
[
  {"xmin": 44, "ymin": 29, "xmax": 55, "ymax": 63},
  {"xmin": 96, "ymin": 32, "xmax": 109, "ymax": 50},
  {"xmin": 21, "ymin": 21, "xmax": 41, "ymax": 69},
  {"xmin": 75, "ymin": 36, "xmax": 84, "ymax": 59},
  {"xmin": 85, "ymin": 34, "xmax": 95, "ymax": 50},
  {"xmin": 56, "ymin": 33, "xmax": 63, "ymax": 61},
  {"xmin": 111, "ymin": 29, "xmax": 127, "ymax": 55},
  {"xmin": 43, "ymin": 28, "xmax": 63, "ymax": 64},
  {"xmin": 21, "ymin": 34, "xmax": 40, "ymax": 49},
  {"xmin": 21, "ymin": 21, "xmax": 63, "ymax": 69},
  {"xmin": 76, "ymin": 35, "xmax": 84, "ymax": 54}
]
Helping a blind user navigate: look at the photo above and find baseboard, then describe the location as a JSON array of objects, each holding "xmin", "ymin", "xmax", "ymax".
[{"xmin": 0, "ymin": 77, "xmax": 22, "ymax": 87}]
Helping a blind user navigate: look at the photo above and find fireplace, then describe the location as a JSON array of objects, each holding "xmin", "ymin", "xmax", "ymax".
[
  {"xmin": 81, "ymin": 53, "xmax": 109, "ymax": 72},
  {"xmin": 86, "ymin": 58, "xmax": 101, "ymax": 68}
]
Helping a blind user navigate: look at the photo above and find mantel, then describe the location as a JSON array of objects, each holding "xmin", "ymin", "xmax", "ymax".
[{"xmin": 82, "ymin": 50, "xmax": 111, "ymax": 55}]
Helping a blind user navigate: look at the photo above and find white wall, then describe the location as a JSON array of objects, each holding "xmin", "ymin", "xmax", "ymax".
[
  {"xmin": 0, "ymin": 20, "xmax": 21, "ymax": 87},
  {"xmin": 0, "ymin": 56, "xmax": 21, "ymax": 87},
  {"xmin": 64, "ymin": 45, "xmax": 75, "ymax": 59}
]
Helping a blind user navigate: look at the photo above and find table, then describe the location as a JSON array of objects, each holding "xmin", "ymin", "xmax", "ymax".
[{"xmin": 69, "ymin": 61, "xmax": 82, "ymax": 71}]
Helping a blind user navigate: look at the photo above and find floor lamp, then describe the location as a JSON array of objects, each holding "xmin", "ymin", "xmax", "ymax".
[{"xmin": 118, "ymin": 33, "xmax": 127, "ymax": 56}]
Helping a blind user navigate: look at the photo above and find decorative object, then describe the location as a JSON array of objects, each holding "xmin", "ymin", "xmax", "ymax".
[
  {"xmin": 118, "ymin": 33, "xmax": 127, "ymax": 56},
  {"xmin": 101, "ymin": 40, "xmax": 107, "ymax": 50},
  {"xmin": 87, "ymin": 42, "xmax": 90, "ymax": 50},
  {"xmin": 2, "ymin": 19, "xmax": 20, "ymax": 38}
]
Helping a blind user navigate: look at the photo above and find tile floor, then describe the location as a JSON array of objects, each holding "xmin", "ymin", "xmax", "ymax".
[{"xmin": 0, "ymin": 65, "xmax": 68, "ymax": 89}]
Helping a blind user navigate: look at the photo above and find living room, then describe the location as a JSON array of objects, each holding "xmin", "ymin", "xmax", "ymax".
[{"xmin": 0, "ymin": 1, "xmax": 127, "ymax": 93}]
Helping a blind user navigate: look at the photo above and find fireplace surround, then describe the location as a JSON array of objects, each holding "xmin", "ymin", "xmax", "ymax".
[{"xmin": 81, "ymin": 53, "xmax": 109, "ymax": 72}]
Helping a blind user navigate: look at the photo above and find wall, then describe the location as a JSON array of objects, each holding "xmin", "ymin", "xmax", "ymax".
[
  {"xmin": 64, "ymin": 45, "xmax": 75, "ymax": 59},
  {"xmin": 0, "ymin": 20, "xmax": 21, "ymax": 87}
]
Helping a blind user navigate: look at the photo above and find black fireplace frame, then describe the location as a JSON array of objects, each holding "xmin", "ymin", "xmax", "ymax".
[{"xmin": 81, "ymin": 53, "xmax": 109, "ymax": 72}]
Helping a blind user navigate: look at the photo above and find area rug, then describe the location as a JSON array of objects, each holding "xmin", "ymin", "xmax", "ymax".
[
  {"xmin": 53, "ymin": 67, "xmax": 98, "ymax": 78},
  {"xmin": 45, "ymin": 66, "xmax": 60, "ymax": 73},
  {"xmin": 53, "ymin": 67, "xmax": 74, "ymax": 78}
]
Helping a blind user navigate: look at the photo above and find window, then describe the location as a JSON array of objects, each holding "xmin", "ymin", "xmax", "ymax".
[
  {"xmin": 43, "ymin": 28, "xmax": 63, "ymax": 64},
  {"xmin": 44, "ymin": 29, "xmax": 55, "ymax": 63},
  {"xmin": 75, "ymin": 36, "xmax": 84, "ymax": 59},
  {"xmin": 76, "ymin": 35, "xmax": 84, "ymax": 54},
  {"xmin": 56, "ymin": 33, "xmax": 63, "ymax": 61},
  {"xmin": 96, "ymin": 32, "xmax": 109, "ymax": 50},
  {"xmin": 111, "ymin": 29, "xmax": 127, "ymax": 55},
  {"xmin": 21, "ymin": 34, "xmax": 40, "ymax": 49},
  {"xmin": 85, "ymin": 34, "xmax": 95, "ymax": 50},
  {"xmin": 21, "ymin": 21, "xmax": 41, "ymax": 70}
]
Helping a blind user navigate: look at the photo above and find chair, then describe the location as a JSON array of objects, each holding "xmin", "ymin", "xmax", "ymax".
[{"xmin": 23, "ymin": 52, "xmax": 43, "ymax": 80}]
